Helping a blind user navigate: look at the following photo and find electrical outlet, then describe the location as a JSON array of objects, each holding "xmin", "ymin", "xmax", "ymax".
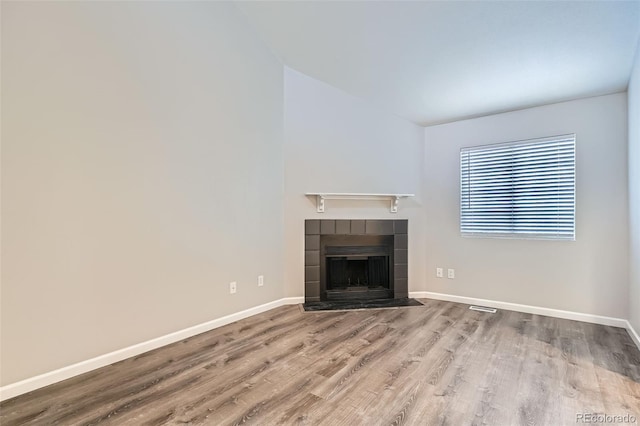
[
  {"xmin": 258, "ymin": 275, "xmax": 264, "ymax": 287},
  {"xmin": 230, "ymin": 281, "xmax": 237, "ymax": 294},
  {"xmin": 447, "ymin": 269, "xmax": 455, "ymax": 279},
  {"xmin": 436, "ymin": 268, "xmax": 443, "ymax": 278}
]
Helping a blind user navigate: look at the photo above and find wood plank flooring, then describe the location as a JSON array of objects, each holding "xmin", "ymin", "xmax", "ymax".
[{"xmin": 1, "ymin": 299, "xmax": 639, "ymax": 425}]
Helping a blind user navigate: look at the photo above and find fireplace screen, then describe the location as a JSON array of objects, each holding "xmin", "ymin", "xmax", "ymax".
[{"xmin": 326, "ymin": 256, "xmax": 389, "ymax": 289}]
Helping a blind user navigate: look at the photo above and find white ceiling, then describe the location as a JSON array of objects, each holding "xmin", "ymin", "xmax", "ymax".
[{"xmin": 236, "ymin": 1, "xmax": 640, "ymax": 126}]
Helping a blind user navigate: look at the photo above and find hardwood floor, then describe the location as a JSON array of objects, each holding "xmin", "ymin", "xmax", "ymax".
[{"xmin": 2, "ymin": 299, "xmax": 639, "ymax": 425}]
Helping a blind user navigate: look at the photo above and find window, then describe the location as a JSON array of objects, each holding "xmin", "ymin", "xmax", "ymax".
[{"xmin": 460, "ymin": 134, "xmax": 575, "ymax": 240}]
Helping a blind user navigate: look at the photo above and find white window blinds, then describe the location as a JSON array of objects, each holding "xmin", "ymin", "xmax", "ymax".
[{"xmin": 460, "ymin": 134, "xmax": 575, "ymax": 240}]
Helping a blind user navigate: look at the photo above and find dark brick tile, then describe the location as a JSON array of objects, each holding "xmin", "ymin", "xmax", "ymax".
[
  {"xmin": 351, "ymin": 220, "xmax": 365, "ymax": 234},
  {"xmin": 305, "ymin": 235, "xmax": 320, "ymax": 250},
  {"xmin": 305, "ymin": 250, "xmax": 320, "ymax": 266},
  {"xmin": 366, "ymin": 220, "xmax": 393, "ymax": 235},
  {"xmin": 305, "ymin": 220, "xmax": 320, "ymax": 235},
  {"xmin": 305, "ymin": 266, "xmax": 320, "ymax": 282},
  {"xmin": 394, "ymin": 278, "xmax": 408, "ymax": 295},
  {"xmin": 336, "ymin": 220, "xmax": 351, "ymax": 234},
  {"xmin": 394, "ymin": 249, "xmax": 408, "ymax": 264},
  {"xmin": 394, "ymin": 264, "xmax": 408, "ymax": 280},
  {"xmin": 394, "ymin": 234, "xmax": 408, "ymax": 249},
  {"xmin": 394, "ymin": 220, "xmax": 408, "ymax": 234},
  {"xmin": 305, "ymin": 281, "xmax": 320, "ymax": 300},
  {"xmin": 320, "ymin": 220, "xmax": 336, "ymax": 235}
]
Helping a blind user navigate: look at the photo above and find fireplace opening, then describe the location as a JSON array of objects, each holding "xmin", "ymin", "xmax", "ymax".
[
  {"xmin": 326, "ymin": 255, "xmax": 391, "ymax": 300},
  {"xmin": 320, "ymin": 235, "xmax": 394, "ymax": 301}
]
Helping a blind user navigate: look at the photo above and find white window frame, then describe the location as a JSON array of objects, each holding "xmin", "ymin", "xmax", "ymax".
[{"xmin": 460, "ymin": 134, "xmax": 576, "ymax": 240}]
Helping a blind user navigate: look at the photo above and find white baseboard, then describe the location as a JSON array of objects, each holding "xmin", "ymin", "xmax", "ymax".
[
  {"xmin": 0, "ymin": 296, "xmax": 304, "ymax": 402},
  {"xmin": 410, "ymin": 291, "xmax": 628, "ymax": 328},
  {"xmin": 2, "ymin": 293, "xmax": 636, "ymax": 402},
  {"xmin": 625, "ymin": 321, "xmax": 640, "ymax": 351}
]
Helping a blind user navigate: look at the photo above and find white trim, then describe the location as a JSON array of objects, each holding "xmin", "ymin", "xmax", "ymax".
[
  {"xmin": 0, "ymin": 297, "xmax": 304, "ymax": 402},
  {"xmin": 625, "ymin": 321, "xmax": 640, "ymax": 351},
  {"xmin": 409, "ymin": 291, "xmax": 627, "ymax": 328}
]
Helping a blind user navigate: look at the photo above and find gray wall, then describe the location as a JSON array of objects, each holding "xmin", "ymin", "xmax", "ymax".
[
  {"xmin": 629, "ymin": 41, "xmax": 640, "ymax": 333},
  {"xmin": 283, "ymin": 68, "xmax": 426, "ymax": 298},
  {"xmin": 424, "ymin": 93, "xmax": 629, "ymax": 318},
  {"xmin": 1, "ymin": 2, "xmax": 285, "ymax": 385}
]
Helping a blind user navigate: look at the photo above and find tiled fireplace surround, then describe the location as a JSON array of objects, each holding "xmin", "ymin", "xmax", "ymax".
[{"xmin": 304, "ymin": 219, "xmax": 408, "ymax": 302}]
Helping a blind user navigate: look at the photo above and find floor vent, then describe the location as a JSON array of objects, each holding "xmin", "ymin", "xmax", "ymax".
[{"xmin": 469, "ymin": 305, "xmax": 497, "ymax": 313}]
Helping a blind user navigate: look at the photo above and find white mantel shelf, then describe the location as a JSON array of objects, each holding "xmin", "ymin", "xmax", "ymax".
[{"xmin": 305, "ymin": 193, "xmax": 415, "ymax": 213}]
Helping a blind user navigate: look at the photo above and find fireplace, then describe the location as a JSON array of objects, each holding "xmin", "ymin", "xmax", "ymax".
[{"xmin": 305, "ymin": 220, "xmax": 408, "ymax": 302}]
